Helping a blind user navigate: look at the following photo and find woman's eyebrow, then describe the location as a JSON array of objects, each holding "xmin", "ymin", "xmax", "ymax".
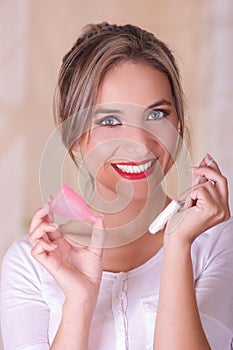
[
  {"xmin": 94, "ymin": 107, "xmax": 123, "ymax": 115},
  {"xmin": 94, "ymin": 99, "xmax": 172, "ymax": 116},
  {"xmin": 147, "ymin": 99, "xmax": 172, "ymax": 109}
]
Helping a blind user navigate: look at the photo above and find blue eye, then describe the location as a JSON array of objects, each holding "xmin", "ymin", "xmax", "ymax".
[
  {"xmin": 96, "ymin": 116, "xmax": 122, "ymax": 127},
  {"xmin": 147, "ymin": 109, "xmax": 170, "ymax": 120}
]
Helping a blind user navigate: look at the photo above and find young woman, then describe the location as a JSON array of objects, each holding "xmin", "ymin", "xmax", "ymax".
[{"xmin": 1, "ymin": 23, "xmax": 233, "ymax": 350}]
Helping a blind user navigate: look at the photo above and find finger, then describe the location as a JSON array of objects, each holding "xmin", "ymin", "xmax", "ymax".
[
  {"xmin": 191, "ymin": 181, "xmax": 217, "ymax": 203},
  {"xmin": 192, "ymin": 154, "xmax": 218, "ymax": 185},
  {"xmin": 31, "ymin": 240, "xmax": 57, "ymax": 264},
  {"xmin": 29, "ymin": 195, "xmax": 55, "ymax": 232},
  {"xmin": 182, "ymin": 181, "xmax": 215, "ymax": 210},
  {"xmin": 47, "ymin": 195, "xmax": 55, "ymax": 222},
  {"xmin": 205, "ymin": 154, "xmax": 221, "ymax": 173},
  {"xmin": 196, "ymin": 155, "xmax": 211, "ymax": 185},
  {"xmin": 47, "ymin": 228, "xmax": 62, "ymax": 241},
  {"xmin": 198, "ymin": 154, "xmax": 218, "ymax": 170},
  {"xmin": 192, "ymin": 167, "xmax": 228, "ymax": 199},
  {"xmin": 89, "ymin": 216, "xmax": 106, "ymax": 255},
  {"xmin": 29, "ymin": 206, "xmax": 51, "ymax": 233},
  {"xmin": 198, "ymin": 154, "xmax": 214, "ymax": 167},
  {"xmin": 29, "ymin": 222, "xmax": 58, "ymax": 247},
  {"xmin": 190, "ymin": 185, "xmax": 230, "ymax": 223},
  {"xmin": 47, "ymin": 195, "xmax": 53, "ymax": 206},
  {"xmin": 194, "ymin": 168, "xmax": 229, "ymax": 202},
  {"xmin": 198, "ymin": 154, "xmax": 209, "ymax": 168}
]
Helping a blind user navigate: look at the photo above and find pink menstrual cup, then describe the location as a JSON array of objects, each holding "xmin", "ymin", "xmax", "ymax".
[{"xmin": 50, "ymin": 184, "xmax": 96, "ymax": 222}]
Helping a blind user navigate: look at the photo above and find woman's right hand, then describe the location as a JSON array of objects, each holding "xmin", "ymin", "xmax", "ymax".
[
  {"xmin": 164, "ymin": 154, "xmax": 230, "ymax": 247},
  {"xmin": 28, "ymin": 201, "xmax": 105, "ymax": 307}
]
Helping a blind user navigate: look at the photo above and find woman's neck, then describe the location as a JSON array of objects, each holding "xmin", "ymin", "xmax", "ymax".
[
  {"xmin": 102, "ymin": 229, "xmax": 164, "ymax": 273},
  {"xmin": 91, "ymin": 183, "xmax": 168, "ymax": 223},
  {"xmin": 90, "ymin": 184, "xmax": 170, "ymax": 270}
]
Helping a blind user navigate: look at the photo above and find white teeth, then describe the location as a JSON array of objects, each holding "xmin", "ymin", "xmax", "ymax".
[
  {"xmin": 139, "ymin": 164, "xmax": 145, "ymax": 172},
  {"xmin": 115, "ymin": 160, "xmax": 154, "ymax": 174}
]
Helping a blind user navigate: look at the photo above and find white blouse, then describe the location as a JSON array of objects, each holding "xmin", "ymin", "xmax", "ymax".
[{"xmin": 1, "ymin": 218, "xmax": 233, "ymax": 350}]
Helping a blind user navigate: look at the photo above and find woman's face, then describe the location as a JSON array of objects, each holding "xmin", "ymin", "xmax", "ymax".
[{"xmin": 76, "ymin": 61, "xmax": 179, "ymax": 202}]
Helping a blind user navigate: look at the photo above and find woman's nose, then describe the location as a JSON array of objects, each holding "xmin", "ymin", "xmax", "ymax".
[
  {"xmin": 121, "ymin": 140, "xmax": 149, "ymax": 157},
  {"xmin": 118, "ymin": 126, "xmax": 154, "ymax": 158}
]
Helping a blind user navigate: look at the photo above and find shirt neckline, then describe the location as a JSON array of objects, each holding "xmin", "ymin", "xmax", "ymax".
[{"xmin": 102, "ymin": 246, "xmax": 164, "ymax": 280}]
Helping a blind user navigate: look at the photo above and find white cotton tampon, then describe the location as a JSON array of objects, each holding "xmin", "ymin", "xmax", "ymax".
[{"xmin": 148, "ymin": 200, "xmax": 182, "ymax": 234}]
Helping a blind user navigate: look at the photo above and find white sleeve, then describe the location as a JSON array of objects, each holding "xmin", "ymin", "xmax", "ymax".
[
  {"xmin": 0, "ymin": 238, "xmax": 50, "ymax": 350},
  {"xmin": 193, "ymin": 219, "xmax": 233, "ymax": 350}
]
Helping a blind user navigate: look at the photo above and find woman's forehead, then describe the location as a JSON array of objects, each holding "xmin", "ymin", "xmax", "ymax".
[{"xmin": 96, "ymin": 61, "xmax": 173, "ymax": 107}]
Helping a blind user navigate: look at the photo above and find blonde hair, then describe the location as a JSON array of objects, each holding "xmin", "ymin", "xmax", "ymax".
[{"xmin": 54, "ymin": 22, "xmax": 186, "ymax": 164}]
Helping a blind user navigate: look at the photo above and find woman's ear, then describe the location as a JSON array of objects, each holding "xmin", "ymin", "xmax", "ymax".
[
  {"xmin": 55, "ymin": 117, "xmax": 63, "ymax": 128},
  {"xmin": 71, "ymin": 141, "xmax": 81, "ymax": 154},
  {"xmin": 70, "ymin": 142, "xmax": 82, "ymax": 166}
]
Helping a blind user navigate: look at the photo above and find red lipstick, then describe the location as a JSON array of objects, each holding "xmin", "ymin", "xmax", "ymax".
[{"xmin": 111, "ymin": 159, "xmax": 156, "ymax": 180}]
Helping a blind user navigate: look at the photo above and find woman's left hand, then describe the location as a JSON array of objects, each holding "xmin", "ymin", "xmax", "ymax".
[{"xmin": 165, "ymin": 154, "xmax": 230, "ymax": 246}]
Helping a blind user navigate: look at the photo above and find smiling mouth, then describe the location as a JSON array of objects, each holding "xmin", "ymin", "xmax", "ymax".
[{"xmin": 111, "ymin": 159, "xmax": 156, "ymax": 180}]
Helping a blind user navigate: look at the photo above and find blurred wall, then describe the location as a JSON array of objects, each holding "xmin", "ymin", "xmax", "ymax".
[{"xmin": 0, "ymin": 0, "xmax": 233, "ymax": 348}]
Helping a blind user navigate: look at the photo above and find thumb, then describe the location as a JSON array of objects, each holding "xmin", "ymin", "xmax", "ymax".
[{"xmin": 90, "ymin": 216, "xmax": 106, "ymax": 255}]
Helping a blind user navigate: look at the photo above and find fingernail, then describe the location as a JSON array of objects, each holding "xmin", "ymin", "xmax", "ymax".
[
  {"xmin": 50, "ymin": 243, "xmax": 57, "ymax": 249},
  {"xmin": 93, "ymin": 214, "xmax": 104, "ymax": 222},
  {"xmin": 206, "ymin": 158, "xmax": 214, "ymax": 167},
  {"xmin": 44, "ymin": 203, "xmax": 50, "ymax": 213},
  {"xmin": 47, "ymin": 195, "xmax": 53, "ymax": 204},
  {"xmin": 190, "ymin": 166, "xmax": 199, "ymax": 171},
  {"xmin": 94, "ymin": 216, "xmax": 105, "ymax": 228},
  {"xmin": 50, "ymin": 223, "xmax": 59, "ymax": 230},
  {"xmin": 188, "ymin": 166, "xmax": 198, "ymax": 170}
]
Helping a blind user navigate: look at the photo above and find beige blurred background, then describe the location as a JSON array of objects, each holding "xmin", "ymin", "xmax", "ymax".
[{"xmin": 0, "ymin": 0, "xmax": 233, "ymax": 348}]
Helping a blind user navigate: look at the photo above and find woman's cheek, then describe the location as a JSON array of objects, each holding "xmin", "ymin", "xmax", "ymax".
[
  {"xmin": 145, "ymin": 119, "xmax": 180, "ymax": 159},
  {"xmin": 81, "ymin": 138, "xmax": 121, "ymax": 176}
]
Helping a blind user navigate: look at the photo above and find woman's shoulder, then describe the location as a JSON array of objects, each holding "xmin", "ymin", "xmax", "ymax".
[
  {"xmin": 195, "ymin": 216, "xmax": 233, "ymax": 244},
  {"xmin": 201, "ymin": 216, "xmax": 233, "ymax": 245},
  {"xmin": 1, "ymin": 235, "xmax": 43, "ymax": 275},
  {"xmin": 3, "ymin": 235, "xmax": 31, "ymax": 258},
  {"xmin": 192, "ymin": 217, "xmax": 233, "ymax": 270},
  {"xmin": 208, "ymin": 215, "xmax": 233, "ymax": 232}
]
